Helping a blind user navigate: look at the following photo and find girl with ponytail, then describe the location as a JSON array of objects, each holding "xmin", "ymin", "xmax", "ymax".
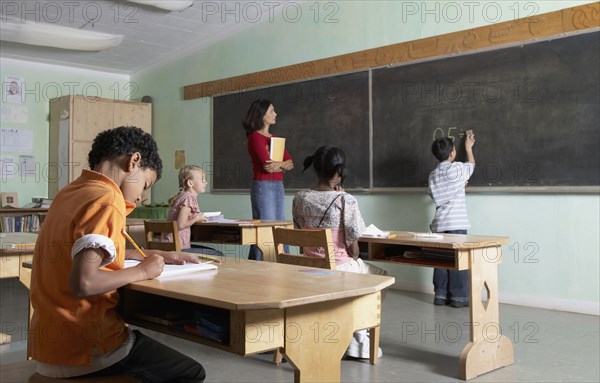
[{"xmin": 292, "ymin": 145, "xmax": 387, "ymax": 359}]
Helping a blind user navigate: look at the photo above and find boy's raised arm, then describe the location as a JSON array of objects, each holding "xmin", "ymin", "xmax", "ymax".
[{"xmin": 465, "ymin": 132, "xmax": 476, "ymax": 164}]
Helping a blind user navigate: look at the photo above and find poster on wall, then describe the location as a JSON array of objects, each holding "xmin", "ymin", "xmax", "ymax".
[
  {"xmin": 3, "ymin": 75, "xmax": 24, "ymax": 103},
  {"xmin": 19, "ymin": 155, "xmax": 36, "ymax": 178},
  {"xmin": 0, "ymin": 105, "xmax": 28, "ymax": 123},
  {"xmin": 0, "ymin": 128, "xmax": 33, "ymax": 153},
  {"xmin": 0, "ymin": 155, "xmax": 17, "ymax": 180}
]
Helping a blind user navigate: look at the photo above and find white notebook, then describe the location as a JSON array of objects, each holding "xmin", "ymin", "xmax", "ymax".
[
  {"xmin": 124, "ymin": 260, "xmax": 217, "ymax": 278},
  {"xmin": 362, "ymin": 224, "xmax": 390, "ymax": 238}
]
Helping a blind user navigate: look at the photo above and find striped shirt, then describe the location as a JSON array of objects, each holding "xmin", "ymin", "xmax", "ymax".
[{"xmin": 428, "ymin": 161, "xmax": 475, "ymax": 232}]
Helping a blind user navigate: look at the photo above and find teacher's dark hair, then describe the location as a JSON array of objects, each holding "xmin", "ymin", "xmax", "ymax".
[
  {"xmin": 303, "ymin": 145, "xmax": 347, "ymax": 184},
  {"xmin": 242, "ymin": 99, "xmax": 272, "ymax": 137}
]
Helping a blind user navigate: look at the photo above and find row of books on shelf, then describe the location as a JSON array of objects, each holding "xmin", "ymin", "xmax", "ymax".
[
  {"xmin": 1, "ymin": 214, "xmax": 42, "ymax": 232},
  {"xmin": 135, "ymin": 307, "xmax": 229, "ymax": 343}
]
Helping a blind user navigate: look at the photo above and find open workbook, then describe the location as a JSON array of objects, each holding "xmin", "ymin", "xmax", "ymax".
[{"xmin": 124, "ymin": 259, "xmax": 217, "ymax": 278}]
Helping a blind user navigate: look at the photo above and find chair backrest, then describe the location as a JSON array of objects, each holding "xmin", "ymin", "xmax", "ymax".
[
  {"xmin": 272, "ymin": 227, "xmax": 336, "ymax": 270},
  {"xmin": 144, "ymin": 220, "xmax": 181, "ymax": 252}
]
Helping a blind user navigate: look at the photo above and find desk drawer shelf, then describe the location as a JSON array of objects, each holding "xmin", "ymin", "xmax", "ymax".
[
  {"xmin": 363, "ymin": 242, "xmax": 468, "ymax": 270},
  {"xmin": 191, "ymin": 226, "xmax": 244, "ymax": 244},
  {"xmin": 119, "ymin": 289, "xmax": 284, "ymax": 355}
]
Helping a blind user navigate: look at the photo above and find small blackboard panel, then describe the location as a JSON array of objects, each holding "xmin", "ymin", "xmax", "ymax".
[
  {"xmin": 372, "ymin": 31, "xmax": 600, "ymax": 188},
  {"xmin": 212, "ymin": 71, "xmax": 370, "ymax": 190}
]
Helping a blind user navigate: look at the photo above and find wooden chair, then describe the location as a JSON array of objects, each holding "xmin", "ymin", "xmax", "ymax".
[
  {"xmin": 272, "ymin": 227, "xmax": 336, "ymax": 270},
  {"xmin": 272, "ymin": 227, "xmax": 381, "ymax": 365},
  {"xmin": 144, "ymin": 220, "xmax": 181, "ymax": 252}
]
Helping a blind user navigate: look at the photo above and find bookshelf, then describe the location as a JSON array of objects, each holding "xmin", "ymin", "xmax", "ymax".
[{"xmin": 0, "ymin": 208, "xmax": 48, "ymax": 233}]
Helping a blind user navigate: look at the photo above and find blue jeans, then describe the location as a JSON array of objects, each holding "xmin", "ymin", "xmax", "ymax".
[
  {"xmin": 433, "ymin": 229, "xmax": 469, "ymax": 303},
  {"xmin": 249, "ymin": 180, "xmax": 285, "ymax": 260},
  {"xmin": 81, "ymin": 330, "xmax": 205, "ymax": 382}
]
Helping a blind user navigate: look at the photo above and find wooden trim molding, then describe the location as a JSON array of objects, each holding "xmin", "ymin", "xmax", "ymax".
[{"xmin": 184, "ymin": 3, "xmax": 599, "ymax": 100}]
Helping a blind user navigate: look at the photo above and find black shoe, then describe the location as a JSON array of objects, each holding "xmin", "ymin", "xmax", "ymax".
[
  {"xmin": 433, "ymin": 298, "xmax": 447, "ymax": 306},
  {"xmin": 448, "ymin": 300, "xmax": 470, "ymax": 308}
]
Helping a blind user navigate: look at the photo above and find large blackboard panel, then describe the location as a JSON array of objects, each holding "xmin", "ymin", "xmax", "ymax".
[
  {"xmin": 212, "ymin": 71, "xmax": 370, "ymax": 190},
  {"xmin": 372, "ymin": 32, "xmax": 600, "ymax": 188}
]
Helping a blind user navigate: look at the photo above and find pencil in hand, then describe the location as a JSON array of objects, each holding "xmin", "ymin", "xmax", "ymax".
[{"xmin": 121, "ymin": 229, "xmax": 147, "ymax": 258}]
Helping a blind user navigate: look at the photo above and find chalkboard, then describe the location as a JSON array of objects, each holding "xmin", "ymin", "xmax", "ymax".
[
  {"xmin": 372, "ymin": 31, "xmax": 600, "ymax": 188},
  {"xmin": 212, "ymin": 71, "xmax": 370, "ymax": 190}
]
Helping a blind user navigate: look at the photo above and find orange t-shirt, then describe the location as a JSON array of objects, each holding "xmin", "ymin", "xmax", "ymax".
[{"xmin": 29, "ymin": 169, "xmax": 135, "ymax": 366}]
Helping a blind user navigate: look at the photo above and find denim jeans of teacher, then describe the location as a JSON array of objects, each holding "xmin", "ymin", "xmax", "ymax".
[
  {"xmin": 249, "ymin": 180, "xmax": 285, "ymax": 260},
  {"xmin": 433, "ymin": 229, "xmax": 469, "ymax": 303}
]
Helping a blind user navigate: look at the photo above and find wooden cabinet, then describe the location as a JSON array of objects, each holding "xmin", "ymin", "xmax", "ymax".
[{"xmin": 48, "ymin": 95, "xmax": 152, "ymax": 202}]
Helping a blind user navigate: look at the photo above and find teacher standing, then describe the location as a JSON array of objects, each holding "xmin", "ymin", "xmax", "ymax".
[{"xmin": 242, "ymin": 99, "xmax": 294, "ymax": 260}]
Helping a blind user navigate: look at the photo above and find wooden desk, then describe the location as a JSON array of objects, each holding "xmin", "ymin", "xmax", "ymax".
[
  {"xmin": 125, "ymin": 219, "xmax": 293, "ymax": 261},
  {"xmin": 121, "ymin": 261, "xmax": 394, "ymax": 383},
  {"xmin": 0, "ymin": 232, "xmax": 37, "ymax": 344},
  {"xmin": 0, "ymin": 232, "xmax": 36, "ymax": 284},
  {"xmin": 359, "ymin": 232, "xmax": 512, "ymax": 380},
  {"xmin": 190, "ymin": 220, "xmax": 293, "ymax": 261}
]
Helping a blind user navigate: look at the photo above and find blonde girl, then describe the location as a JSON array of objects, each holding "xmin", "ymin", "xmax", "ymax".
[{"xmin": 165, "ymin": 165, "xmax": 222, "ymax": 255}]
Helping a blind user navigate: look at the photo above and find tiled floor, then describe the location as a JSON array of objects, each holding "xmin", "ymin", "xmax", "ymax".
[{"xmin": 1, "ymin": 277, "xmax": 598, "ymax": 382}]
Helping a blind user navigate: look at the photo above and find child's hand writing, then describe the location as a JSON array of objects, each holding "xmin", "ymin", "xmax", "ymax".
[{"xmin": 139, "ymin": 254, "xmax": 164, "ymax": 279}]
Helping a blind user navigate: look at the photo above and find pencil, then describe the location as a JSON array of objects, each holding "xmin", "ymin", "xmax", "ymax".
[
  {"xmin": 121, "ymin": 229, "xmax": 147, "ymax": 258},
  {"xmin": 387, "ymin": 234, "xmax": 397, "ymax": 239}
]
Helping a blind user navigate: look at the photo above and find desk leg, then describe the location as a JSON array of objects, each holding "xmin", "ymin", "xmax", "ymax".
[
  {"xmin": 255, "ymin": 227, "xmax": 276, "ymax": 262},
  {"xmin": 459, "ymin": 247, "xmax": 514, "ymax": 380},
  {"xmin": 283, "ymin": 300, "xmax": 353, "ymax": 383},
  {"xmin": 283, "ymin": 293, "xmax": 381, "ymax": 383}
]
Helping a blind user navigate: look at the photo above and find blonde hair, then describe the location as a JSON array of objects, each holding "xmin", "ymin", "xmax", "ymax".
[{"xmin": 168, "ymin": 165, "xmax": 204, "ymax": 205}]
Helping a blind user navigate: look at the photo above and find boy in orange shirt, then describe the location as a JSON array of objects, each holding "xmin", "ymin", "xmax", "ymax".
[{"xmin": 29, "ymin": 127, "xmax": 205, "ymax": 382}]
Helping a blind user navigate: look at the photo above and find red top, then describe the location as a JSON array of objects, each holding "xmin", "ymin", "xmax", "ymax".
[{"xmin": 247, "ymin": 131, "xmax": 293, "ymax": 181}]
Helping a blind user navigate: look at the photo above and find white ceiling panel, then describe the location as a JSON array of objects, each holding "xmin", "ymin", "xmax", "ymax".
[{"xmin": 0, "ymin": 0, "xmax": 292, "ymax": 74}]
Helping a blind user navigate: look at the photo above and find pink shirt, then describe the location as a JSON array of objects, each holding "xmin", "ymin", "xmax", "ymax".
[{"xmin": 164, "ymin": 191, "xmax": 199, "ymax": 249}]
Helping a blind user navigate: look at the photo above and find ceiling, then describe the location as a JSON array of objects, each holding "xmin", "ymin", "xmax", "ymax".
[{"xmin": 0, "ymin": 0, "xmax": 291, "ymax": 75}]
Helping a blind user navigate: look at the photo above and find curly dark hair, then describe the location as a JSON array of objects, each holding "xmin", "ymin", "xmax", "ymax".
[
  {"xmin": 242, "ymin": 99, "xmax": 272, "ymax": 137},
  {"xmin": 88, "ymin": 126, "xmax": 163, "ymax": 179}
]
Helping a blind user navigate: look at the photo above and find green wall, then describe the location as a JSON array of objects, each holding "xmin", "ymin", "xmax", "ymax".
[
  {"xmin": 1, "ymin": 1, "xmax": 596, "ymax": 314},
  {"xmin": 132, "ymin": 1, "xmax": 599, "ymax": 314},
  {"xmin": 0, "ymin": 58, "xmax": 131, "ymax": 203}
]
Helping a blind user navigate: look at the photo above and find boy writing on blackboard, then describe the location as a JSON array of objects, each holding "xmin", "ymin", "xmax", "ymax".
[{"xmin": 428, "ymin": 131, "xmax": 476, "ymax": 308}]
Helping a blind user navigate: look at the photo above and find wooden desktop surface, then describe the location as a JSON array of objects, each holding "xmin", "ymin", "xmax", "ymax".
[
  {"xmin": 123, "ymin": 261, "xmax": 394, "ymax": 382},
  {"xmin": 0, "ymin": 232, "xmax": 38, "ymax": 255},
  {"xmin": 125, "ymin": 260, "xmax": 394, "ymax": 310},
  {"xmin": 190, "ymin": 220, "xmax": 293, "ymax": 262},
  {"xmin": 360, "ymin": 231, "xmax": 509, "ymax": 249},
  {"xmin": 194, "ymin": 220, "xmax": 292, "ymax": 228},
  {"xmin": 126, "ymin": 219, "xmax": 294, "ymax": 261}
]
